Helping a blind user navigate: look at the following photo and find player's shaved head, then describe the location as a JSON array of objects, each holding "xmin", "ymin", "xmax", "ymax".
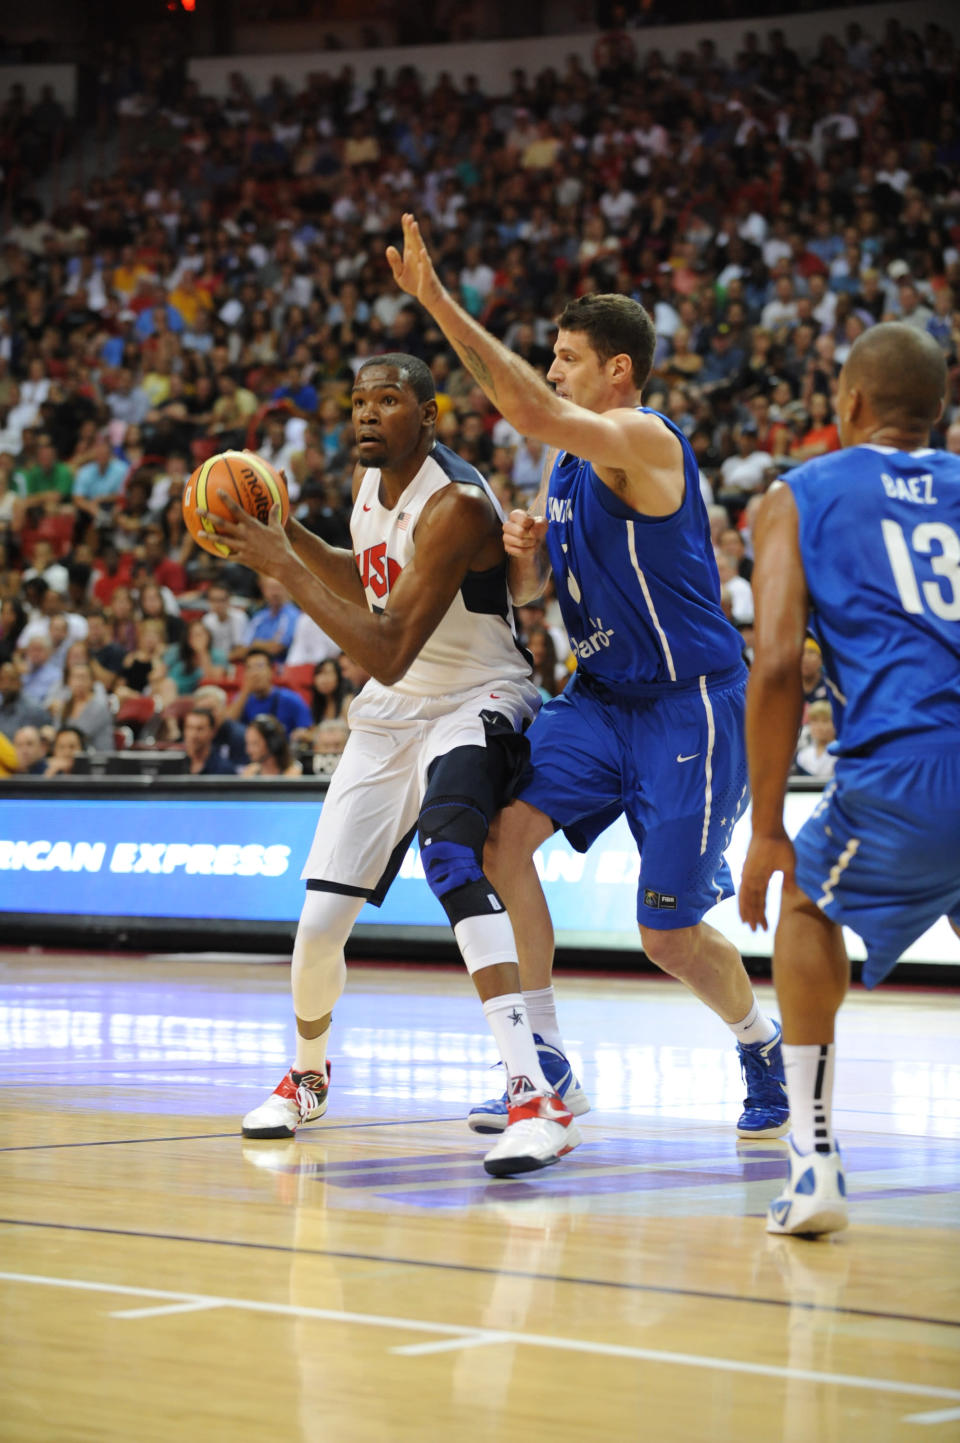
[{"xmin": 843, "ymin": 322, "xmax": 946, "ymax": 431}]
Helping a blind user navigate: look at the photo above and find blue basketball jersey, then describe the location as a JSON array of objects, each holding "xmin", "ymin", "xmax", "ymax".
[
  {"xmin": 543, "ymin": 409, "xmax": 744, "ymax": 689},
  {"xmin": 787, "ymin": 445, "xmax": 960, "ymax": 756}
]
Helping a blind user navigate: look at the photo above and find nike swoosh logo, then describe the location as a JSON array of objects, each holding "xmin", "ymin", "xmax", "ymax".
[
  {"xmin": 362, "ymin": 504, "xmax": 371, "ymax": 512},
  {"xmin": 677, "ymin": 752, "xmax": 700, "ymax": 763},
  {"xmin": 490, "ymin": 693, "xmax": 501, "ymax": 699}
]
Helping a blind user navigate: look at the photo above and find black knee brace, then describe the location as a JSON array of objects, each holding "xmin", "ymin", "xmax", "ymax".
[{"xmin": 418, "ymin": 800, "xmax": 504, "ymax": 926}]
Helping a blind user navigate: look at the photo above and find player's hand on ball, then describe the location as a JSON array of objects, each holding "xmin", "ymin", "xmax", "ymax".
[
  {"xmin": 503, "ymin": 509, "xmax": 548, "ymax": 557},
  {"xmin": 386, "ymin": 213, "xmax": 444, "ymax": 309},
  {"xmin": 200, "ymin": 493, "xmax": 295, "ymax": 577}
]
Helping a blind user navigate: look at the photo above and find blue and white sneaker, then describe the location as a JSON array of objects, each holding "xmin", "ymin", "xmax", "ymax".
[
  {"xmin": 766, "ymin": 1137, "xmax": 848, "ymax": 1236},
  {"xmin": 468, "ymin": 1035, "xmax": 590, "ymax": 1134},
  {"xmin": 737, "ymin": 1021, "xmax": 790, "ymax": 1139}
]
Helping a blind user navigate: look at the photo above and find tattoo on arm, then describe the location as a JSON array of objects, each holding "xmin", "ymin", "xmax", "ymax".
[{"xmin": 459, "ymin": 344, "xmax": 497, "ymax": 400}]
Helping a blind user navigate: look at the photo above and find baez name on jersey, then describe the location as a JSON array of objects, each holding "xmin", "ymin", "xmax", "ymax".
[{"xmin": 882, "ymin": 471, "xmax": 937, "ymax": 505}]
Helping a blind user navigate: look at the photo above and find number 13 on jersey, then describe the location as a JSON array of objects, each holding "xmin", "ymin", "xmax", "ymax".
[{"xmin": 881, "ymin": 518, "xmax": 960, "ymax": 621}]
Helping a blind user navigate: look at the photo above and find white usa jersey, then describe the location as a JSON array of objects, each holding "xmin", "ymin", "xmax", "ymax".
[{"xmin": 350, "ymin": 442, "xmax": 532, "ymax": 698}]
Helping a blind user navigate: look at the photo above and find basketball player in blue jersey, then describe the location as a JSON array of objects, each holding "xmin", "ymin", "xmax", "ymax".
[
  {"xmin": 741, "ymin": 322, "xmax": 960, "ymax": 1236},
  {"xmin": 203, "ymin": 354, "xmax": 583, "ymax": 1177},
  {"xmin": 387, "ymin": 213, "xmax": 789, "ymax": 1139}
]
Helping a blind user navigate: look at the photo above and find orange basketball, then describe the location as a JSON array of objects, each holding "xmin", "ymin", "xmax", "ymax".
[{"xmin": 182, "ymin": 449, "xmax": 289, "ymax": 557}]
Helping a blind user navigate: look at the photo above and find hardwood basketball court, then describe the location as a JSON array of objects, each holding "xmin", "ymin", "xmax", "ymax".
[{"xmin": 1, "ymin": 951, "xmax": 958, "ymax": 1441}]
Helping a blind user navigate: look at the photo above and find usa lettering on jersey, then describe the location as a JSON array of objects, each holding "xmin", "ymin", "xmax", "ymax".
[{"xmin": 356, "ymin": 542, "xmax": 402, "ymax": 599}]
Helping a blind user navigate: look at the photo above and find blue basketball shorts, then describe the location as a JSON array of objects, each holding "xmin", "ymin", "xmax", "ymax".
[
  {"xmin": 516, "ymin": 667, "xmax": 749, "ymax": 930},
  {"xmin": 793, "ymin": 747, "xmax": 960, "ymax": 987}
]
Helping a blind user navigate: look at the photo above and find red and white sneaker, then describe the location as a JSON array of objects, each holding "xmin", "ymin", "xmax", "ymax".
[
  {"xmin": 241, "ymin": 1063, "xmax": 331, "ymax": 1139},
  {"xmin": 482, "ymin": 1090, "xmax": 583, "ymax": 1177}
]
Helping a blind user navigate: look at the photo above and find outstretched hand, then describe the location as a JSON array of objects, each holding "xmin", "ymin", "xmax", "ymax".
[
  {"xmin": 739, "ymin": 830, "xmax": 797, "ymax": 932},
  {"xmin": 385, "ymin": 213, "xmax": 445, "ymax": 312},
  {"xmin": 200, "ymin": 493, "xmax": 297, "ymax": 578}
]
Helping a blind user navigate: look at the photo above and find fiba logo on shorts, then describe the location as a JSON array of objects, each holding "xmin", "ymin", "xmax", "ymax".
[
  {"xmin": 644, "ymin": 888, "xmax": 677, "ymax": 911},
  {"xmin": 239, "ymin": 466, "xmax": 271, "ymax": 523}
]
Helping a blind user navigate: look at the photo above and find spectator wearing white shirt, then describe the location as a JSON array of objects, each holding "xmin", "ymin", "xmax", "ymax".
[
  {"xmin": 285, "ymin": 610, "xmax": 339, "ymax": 668},
  {"xmin": 17, "ymin": 587, "xmax": 88, "ymax": 653},
  {"xmin": 893, "ymin": 281, "xmax": 933, "ymax": 333},
  {"xmin": 491, "ymin": 415, "xmax": 522, "ymax": 450},
  {"xmin": 761, "ymin": 277, "xmax": 799, "ymax": 332},
  {"xmin": 715, "ymin": 551, "xmax": 754, "ymax": 626},
  {"xmin": 718, "ymin": 423, "xmax": 774, "ymax": 501},
  {"xmin": 876, "ymin": 147, "xmax": 911, "ymax": 194},
  {"xmin": 20, "ymin": 360, "xmax": 50, "ymax": 412},
  {"xmin": 808, "ymin": 273, "xmax": 837, "ymax": 330},
  {"xmin": 598, "ymin": 179, "xmax": 636, "ymax": 234},
  {"xmin": 202, "ymin": 582, "xmax": 250, "ymax": 662},
  {"xmin": 631, "ymin": 109, "xmax": 669, "ymax": 175},
  {"xmin": 761, "ymin": 218, "xmax": 793, "ymax": 271},
  {"xmin": 22, "ymin": 540, "xmax": 70, "ymax": 597},
  {"xmin": 511, "ymin": 436, "xmax": 544, "ymax": 495},
  {"xmin": 148, "ymin": 452, "xmax": 189, "ymax": 515},
  {"xmin": 0, "ymin": 383, "xmax": 40, "ymax": 455},
  {"xmin": 256, "ymin": 413, "xmax": 301, "ymax": 494},
  {"xmin": 793, "ymin": 701, "xmax": 837, "ymax": 779}
]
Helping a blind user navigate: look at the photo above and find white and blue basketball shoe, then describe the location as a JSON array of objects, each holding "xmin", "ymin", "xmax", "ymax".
[
  {"xmin": 468, "ymin": 1035, "xmax": 590, "ymax": 1134},
  {"xmin": 736, "ymin": 1022, "xmax": 790, "ymax": 1139},
  {"xmin": 766, "ymin": 1137, "xmax": 848, "ymax": 1236}
]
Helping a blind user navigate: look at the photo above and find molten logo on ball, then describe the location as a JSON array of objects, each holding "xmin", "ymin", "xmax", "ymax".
[{"xmin": 241, "ymin": 468, "xmax": 271, "ymax": 523}]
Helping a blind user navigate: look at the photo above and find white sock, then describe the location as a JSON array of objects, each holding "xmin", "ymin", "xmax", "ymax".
[
  {"xmin": 728, "ymin": 998, "xmax": 779, "ymax": 1047},
  {"xmin": 522, "ymin": 985, "xmax": 564, "ymax": 1051},
  {"xmin": 295, "ymin": 1024, "xmax": 330, "ymax": 1078},
  {"xmin": 783, "ymin": 1042, "xmax": 836, "ymax": 1155},
  {"xmin": 482, "ymin": 993, "xmax": 550, "ymax": 1098}
]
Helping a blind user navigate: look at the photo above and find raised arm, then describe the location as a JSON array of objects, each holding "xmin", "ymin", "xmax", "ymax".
[
  {"xmin": 205, "ymin": 486, "xmax": 501, "ymax": 688},
  {"xmin": 739, "ymin": 483, "xmax": 810, "ymax": 930},
  {"xmin": 386, "ymin": 215, "xmax": 677, "ymax": 478}
]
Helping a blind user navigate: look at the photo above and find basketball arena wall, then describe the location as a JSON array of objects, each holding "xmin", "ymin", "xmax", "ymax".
[{"xmin": 0, "ymin": 776, "xmax": 956, "ymax": 980}]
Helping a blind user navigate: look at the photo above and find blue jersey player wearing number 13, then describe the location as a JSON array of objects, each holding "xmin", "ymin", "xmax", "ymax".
[{"xmin": 741, "ymin": 322, "xmax": 960, "ymax": 1238}]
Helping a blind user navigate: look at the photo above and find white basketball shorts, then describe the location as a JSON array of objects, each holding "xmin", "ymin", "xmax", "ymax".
[{"xmin": 300, "ymin": 677, "xmax": 540, "ymax": 900}]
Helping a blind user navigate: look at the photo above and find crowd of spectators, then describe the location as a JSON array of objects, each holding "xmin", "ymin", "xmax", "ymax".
[{"xmin": 0, "ymin": 14, "xmax": 957, "ymax": 780}]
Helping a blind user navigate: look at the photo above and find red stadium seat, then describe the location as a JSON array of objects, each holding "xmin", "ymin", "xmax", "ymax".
[
  {"xmin": 162, "ymin": 696, "xmax": 199, "ymax": 727},
  {"xmin": 114, "ymin": 696, "xmax": 159, "ymax": 727},
  {"xmin": 278, "ymin": 663, "xmax": 315, "ymax": 706},
  {"xmin": 20, "ymin": 512, "xmax": 77, "ymax": 563},
  {"xmin": 190, "ymin": 438, "xmax": 218, "ymax": 466}
]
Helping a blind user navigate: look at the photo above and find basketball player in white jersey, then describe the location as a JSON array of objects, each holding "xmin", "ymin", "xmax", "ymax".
[{"xmin": 203, "ymin": 353, "xmax": 582, "ymax": 1176}]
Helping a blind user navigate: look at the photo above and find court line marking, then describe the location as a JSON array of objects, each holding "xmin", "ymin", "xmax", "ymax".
[
  {"xmin": 110, "ymin": 1300, "xmax": 224, "ymax": 1320},
  {"xmin": 2, "ymin": 1270, "xmax": 959, "ymax": 1406},
  {"xmin": 905, "ymin": 1406, "xmax": 960, "ymax": 1425},
  {"xmin": 394, "ymin": 1333, "xmax": 514, "ymax": 1357},
  {"xmin": 0, "ymin": 1118, "xmax": 458, "ymax": 1153},
  {"xmin": 1, "ymin": 1215, "xmax": 958, "ymax": 1332}
]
